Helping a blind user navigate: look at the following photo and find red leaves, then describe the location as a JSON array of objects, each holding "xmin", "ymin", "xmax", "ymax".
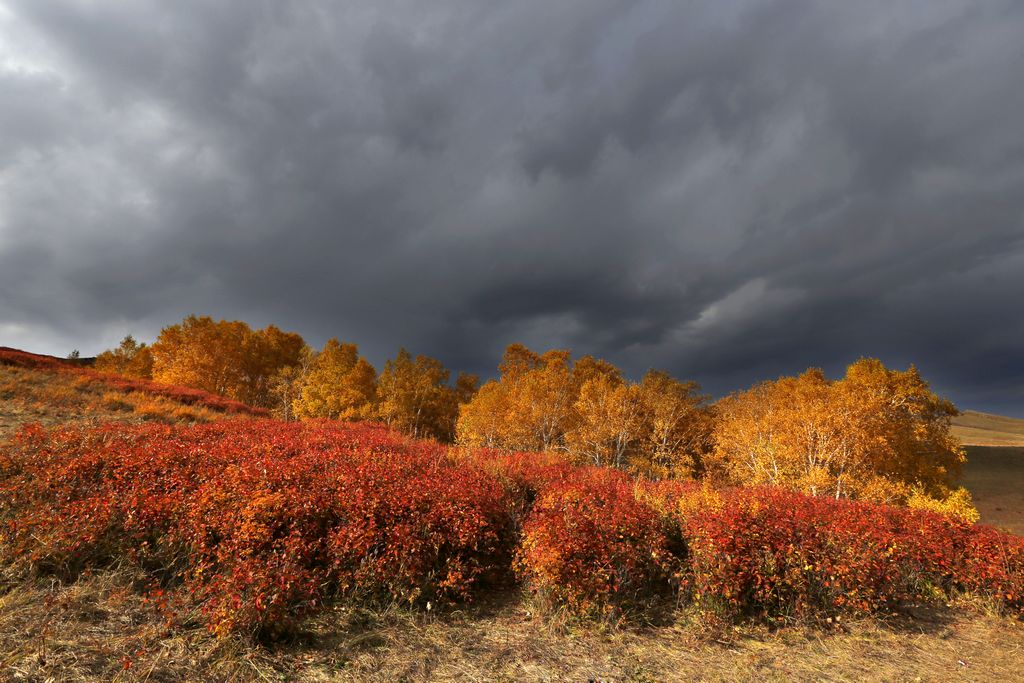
[
  {"xmin": 2, "ymin": 417, "xmax": 1022, "ymax": 635},
  {"xmin": 958, "ymin": 525, "xmax": 1024, "ymax": 611},
  {"xmin": 514, "ymin": 467, "xmax": 676, "ymax": 615},
  {"xmin": 509, "ymin": 477, "xmax": 1024, "ymax": 622},
  {"xmin": 675, "ymin": 486, "xmax": 1022, "ymax": 620},
  {"xmin": 0, "ymin": 346, "xmax": 266, "ymax": 416},
  {"xmin": 0, "ymin": 420, "xmax": 511, "ymax": 635}
]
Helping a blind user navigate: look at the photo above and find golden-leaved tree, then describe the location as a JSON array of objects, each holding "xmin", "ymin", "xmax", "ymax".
[
  {"xmin": 710, "ymin": 358, "xmax": 973, "ymax": 517},
  {"xmin": 150, "ymin": 315, "xmax": 304, "ymax": 407},
  {"xmin": 562, "ymin": 370, "xmax": 714, "ymax": 474},
  {"xmin": 454, "ymin": 380, "xmax": 508, "ymax": 448},
  {"xmin": 565, "ymin": 374, "xmax": 644, "ymax": 469},
  {"xmin": 292, "ymin": 339, "xmax": 377, "ymax": 421},
  {"xmin": 241, "ymin": 325, "xmax": 307, "ymax": 408},
  {"xmin": 376, "ymin": 348, "xmax": 475, "ymax": 441},
  {"xmin": 94, "ymin": 334, "xmax": 154, "ymax": 379},
  {"xmin": 457, "ymin": 345, "xmax": 580, "ymax": 452},
  {"xmin": 266, "ymin": 355, "xmax": 312, "ymax": 421},
  {"xmin": 457, "ymin": 343, "xmax": 714, "ymax": 477},
  {"xmin": 634, "ymin": 370, "xmax": 715, "ymax": 478}
]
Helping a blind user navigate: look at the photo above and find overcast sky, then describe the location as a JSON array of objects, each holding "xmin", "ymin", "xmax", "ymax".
[{"xmin": 1, "ymin": 1, "xmax": 1023, "ymax": 415}]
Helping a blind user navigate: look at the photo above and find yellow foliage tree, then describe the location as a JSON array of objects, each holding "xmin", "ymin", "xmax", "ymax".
[
  {"xmin": 292, "ymin": 339, "xmax": 377, "ymax": 421},
  {"xmin": 565, "ymin": 375, "xmax": 644, "ymax": 468},
  {"xmin": 150, "ymin": 315, "xmax": 304, "ymax": 407},
  {"xmin": 509, "ymin": 349, "xmax": 578, "ymax": 451},
  {"xmin": 457, "ymin": 344, "xmax": 714, "ymax": 477},
  {"xmin": 633, "ymin": 370, "xmax": 715, "ymax": 479},
  {"xmin": 455, "ymin": 380, "xmax": 509, "ymax": 448},
  {"xmin": 94, "ymin": 334, "xmax": 154, "ymax": 379},
  {"xmin": 458, "ymin": 346, "xmax": 580, "ymax": 452},
  {"xmin": 241, "ymin": 325, "xmax": 307, "ymax": 407},
  {"xmin": 710, "ymin": 358, "xmax": 969, "ymax": 510},
  {"xmin": 376, "ymin": 348, "xmax": 469, "ymax": 441}
]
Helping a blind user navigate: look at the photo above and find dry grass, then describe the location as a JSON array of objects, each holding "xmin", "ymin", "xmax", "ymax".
[
  {"xmin": 961, "ymin": 445, "xmax": 1024, "ymax": 535},
  {"xmin": 0, "ymin": 365, "xmax": 228, "ymax": 437},
  {"xmin": 949, "ymin": 410, "xmax": 1024, "ymax": 535},
  {"xmin": 1, "ymin": 566, "xmax": 1022, "ymax": 682},
  {"xmin": 952, "ymin": 411, "xmax": 1024, "ymax": 448},
  {"xmin": 0, "ymin": 566, "xmax": 279, "ymax": 682}
]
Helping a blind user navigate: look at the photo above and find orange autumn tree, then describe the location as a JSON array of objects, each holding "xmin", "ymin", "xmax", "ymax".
[
  {"xmin": 375, "ymin": 348, "xmax": 475, "ymax": 441},
  {"xmin": 94, "ymin": 334, "xmax": 154, "ymax": 379},
  {"xmin": 150, "ymin": 315, "xmax": 304, "ymax": 408},
  {"xmin": 292, "ymin": 339, "xmax": 377, "ymax": 421},
  {"xmin": 563, "ymin": 369, "xmax": 714, "ymax": 474},
  {"xmin": 710, "ymin": 358, "xmax": 974, "ymax": 518},
  {"xmin": 453, "ymin": 380, "xmax": 508, "ymax": 448},
  {"xmin": 634, "ymin": 370, "xmax": 715, "ymax": 479},
  {"xmin": 564, "ymin": 374, "xmax": 644, "ymax": 469},
  {"xmin": 242, "ymin": 325, "xmax": 307, "ymax": 408},
  {"xmin": 457, "ymin": 344, "xmax": 714, "ymax": 477},
  {"xmin": 457, "ymin": 345, "xmax": 580, "ymax": 452},
  {"xmin": 266, "ymin": 346, "xmax": 316, "ymax": 421}
]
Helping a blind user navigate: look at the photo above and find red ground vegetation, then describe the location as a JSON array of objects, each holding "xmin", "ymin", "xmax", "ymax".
[{"xmin": 1, "ymin": 418, "xmax": 1021, "ymax": 638}]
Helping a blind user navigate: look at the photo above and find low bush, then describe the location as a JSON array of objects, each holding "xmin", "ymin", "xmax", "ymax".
[
  {"xmin": 0, "ymin": 420, "xmax": 513, "ymax": 636},
  {"xmin": 957, "ymin": 524, "xmax": 1024, "ymax": 611},
  {"xmin": 0, "ymin": 346, "xmax": 266, "ymax": 416},
  {"xmin": 514, "ymin": 467, "xmax": 677, "ymax": 616},
  {"xmin": 673, "ymin": 486, "xmax": 1022, "ymax": 621},
  {"xmin": 2, "ymin": 417, "xmax": 1022, "ymax": 636}
]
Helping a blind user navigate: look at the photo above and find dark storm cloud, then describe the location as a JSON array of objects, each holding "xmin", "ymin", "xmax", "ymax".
[{"xmin": 2, "ymin": 0, "xmax": 1023, "ymax": 414}]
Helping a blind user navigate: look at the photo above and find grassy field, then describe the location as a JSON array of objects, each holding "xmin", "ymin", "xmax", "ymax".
[
  {"xmin": 952, "ymin": 410, "xmax": 1024, "ymax": 447},
  {"xmin": 0, "ymin": 348, "xmax": 262, "ymax": 436}
]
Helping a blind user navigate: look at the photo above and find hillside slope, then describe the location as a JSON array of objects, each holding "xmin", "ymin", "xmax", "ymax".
[
  {"xmin": 0, "ymin": 346, "xmax": 265, "ymax": 436},
  {"xmin": 950, "ymin": 411, "xmax": 1024, "ymax": 534},
  {"xmin": 952, "ymin": 410, "xmax": 1024, "ymax": 447}
]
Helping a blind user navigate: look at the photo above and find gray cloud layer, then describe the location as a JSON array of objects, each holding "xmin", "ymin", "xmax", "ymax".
[{"xmin": 2, "ymin": 0, "xmax": 1023, "ymax": 414}]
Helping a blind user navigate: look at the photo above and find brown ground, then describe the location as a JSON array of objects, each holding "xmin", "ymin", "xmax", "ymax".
[
  {"xmin": 2, "ymin": 382, "xmax": 1023, "ymax": 681},
  {"xmin": 961, "ymin": 446, "xmax": 1024, "ymax": 535},
  {"xmin": 1, "ymin": 568, "xmax": 1022, "ymax": 682},
  {"xmin": 952, "ymin": 411, "xmax": 1024, "ymax": 535}
]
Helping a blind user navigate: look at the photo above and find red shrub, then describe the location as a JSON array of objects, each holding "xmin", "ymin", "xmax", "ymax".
[
  {"xmin": 675, "ymin": 486, "xmax": 1021, "ymax": 621},
  {"xmin": 0, "ymin": 347, "xmax": 69, "ymax": 371},
  {"xmin": 0, "ymin": 420, "xmax": 513, "ymax": 635},
  {"xmin": 464, "ymin": 449, "xmax": 577, "ymax": 526},
  {"xmin": 958, "ymin": 525, "xmax": 1024, "ymax": 611},
  {"xmin": 515, "ymin": 467, "xmax": 676, "ymax": 615},
  {"xmin": 3, "ymin": 413, "xmax": 1022, "ymax": 634}
]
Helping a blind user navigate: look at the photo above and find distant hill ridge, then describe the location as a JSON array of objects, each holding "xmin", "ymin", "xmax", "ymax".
[{"xmin": 951, "ymin": 410, "xmax": 1024, "ymax": 447}]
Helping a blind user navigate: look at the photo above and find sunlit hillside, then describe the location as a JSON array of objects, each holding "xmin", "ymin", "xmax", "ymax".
[
  {"xmin": 952, "ymin": 410, "xmax": 1024, "ymax": 447},
  {"xmin": 948, "ymin": 411, "xmax": 1024, "ymax": 536},
  {"xmin": 0, "ymin": 346, "xmax": 265, "ymax": 436}
]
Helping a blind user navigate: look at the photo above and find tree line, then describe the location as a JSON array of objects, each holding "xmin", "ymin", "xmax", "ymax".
[{"xmin": 95, "ymin": 314, "xmax": 973, "ymax": 517}]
